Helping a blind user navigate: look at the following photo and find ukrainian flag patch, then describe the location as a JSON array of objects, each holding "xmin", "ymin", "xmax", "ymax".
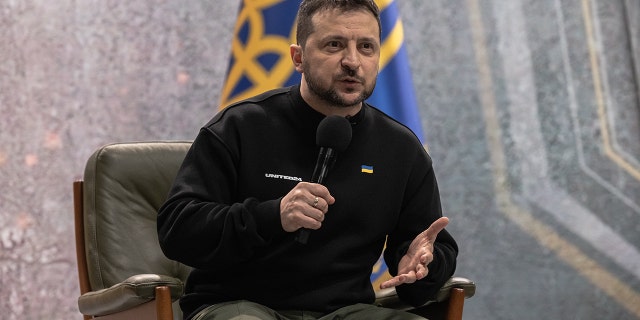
[{"xmin": 361, "ymin": 165, "xmax": 374, "ymax": 174}]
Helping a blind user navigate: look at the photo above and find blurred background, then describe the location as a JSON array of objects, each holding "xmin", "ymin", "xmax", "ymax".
[{"xmin": 1, "ymin": 0, "xmax": 639, "ymax": 319}]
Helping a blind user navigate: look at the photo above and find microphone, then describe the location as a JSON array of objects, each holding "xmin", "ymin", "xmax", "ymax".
[{"xmin": 295, "ymin": 115, "xmax": 352, "ymax": 244}]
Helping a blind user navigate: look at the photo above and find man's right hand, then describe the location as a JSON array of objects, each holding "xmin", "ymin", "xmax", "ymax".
[{"xmin": 280, "ymin": 182, "xmax": 335, "ymax": 232}]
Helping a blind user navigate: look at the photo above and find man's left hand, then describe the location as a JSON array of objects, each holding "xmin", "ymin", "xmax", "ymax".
[{"xmin": 380, "ymin": 217, "xmax": 450, "ymax": 289}]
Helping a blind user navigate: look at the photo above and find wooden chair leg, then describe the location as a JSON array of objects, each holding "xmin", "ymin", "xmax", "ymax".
[
  {"xmin": 446, "ymin": 288, "xmax": 466, "ymax": 320},
  {"xmin": 155, "ymin": 286, "xmax": 174, "ymax": 320},
  {"xmin": 73, "ymin": 181, "xmax": 92, "ymax": 320}
]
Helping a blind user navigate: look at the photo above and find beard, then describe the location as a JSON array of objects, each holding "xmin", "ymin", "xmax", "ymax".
[{"xmin": 302, "ymin": 60, "xmax": 376, "ymax": 108}]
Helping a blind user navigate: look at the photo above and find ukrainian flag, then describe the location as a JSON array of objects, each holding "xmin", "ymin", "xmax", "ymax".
[
  {"xmin": 219, "ymin": 0, "xmax": 301, "ymax": 108},
  {"xmin": 361, "ymin": 165, "xmax": 374, "ymax": 174},
  {"xmin": 367, "ymin": 1, "xmax": 425, "ymax": 142},
  {"xmin": 368, "ymin": 0, "xmax": 424, "ymax": 288},
  {"xmin": 220, "ymin": 0, "xmax": 424, "ymax": 289}
]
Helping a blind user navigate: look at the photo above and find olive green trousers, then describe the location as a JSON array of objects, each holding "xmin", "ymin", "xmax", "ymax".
[{"xmin": 191, "ymin": 300, "xmax": 427, "ymax": 320}]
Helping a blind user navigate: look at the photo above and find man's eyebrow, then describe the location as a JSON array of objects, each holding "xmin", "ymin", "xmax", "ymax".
[
  {"xmin": 319, "ymin": 35, "xmax": 379, "ymax": 43},
  {"xmin": 319, "ymin": 34, "xmax": 348, "ymax": 42},
  {"xmin": 359, "ymin": 36, "xmax": 379, "ymax": 44}
]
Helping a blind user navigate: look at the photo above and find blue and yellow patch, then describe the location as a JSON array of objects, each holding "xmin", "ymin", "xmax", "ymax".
[{"xmin": 361, "ymin": 165, "xmax": 374, "ymax": 174}]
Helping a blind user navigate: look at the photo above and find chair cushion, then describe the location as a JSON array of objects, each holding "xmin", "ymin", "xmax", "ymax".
[{"xmin": 83, "ymin": 141, "xmax": 193, "ymax": 290}]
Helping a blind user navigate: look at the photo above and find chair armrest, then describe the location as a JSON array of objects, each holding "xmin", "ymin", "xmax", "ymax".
[
  {"xmin": 375, "ymin": 287, "xmax": 414, "ymax": 311},
  {"xmin": 374, "ymin": 276, "xmax": 476, "ymax": 310},
  {"xmin": 434, "ymin": 277, "xmax": 476, "ymax": 302},
  {"xmin": 78, "ymin": 274, "xmax": 184, "ymax": 316}
]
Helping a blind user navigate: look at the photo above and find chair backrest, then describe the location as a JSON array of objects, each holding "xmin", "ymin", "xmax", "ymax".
[{"xmin": 81, "ymin": 141, "xmax": 192, "ymax": 291}]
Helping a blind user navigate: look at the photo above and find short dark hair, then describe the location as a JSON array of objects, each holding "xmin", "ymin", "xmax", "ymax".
[{"xmin": 295, "ymin": 0, "xmax": 381, "ymax": 47}]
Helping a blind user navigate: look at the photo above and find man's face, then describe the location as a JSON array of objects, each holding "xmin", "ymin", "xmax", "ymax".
[{"xmin": 293, "ymin": 8, "xmax": 380, "ymax": 109}]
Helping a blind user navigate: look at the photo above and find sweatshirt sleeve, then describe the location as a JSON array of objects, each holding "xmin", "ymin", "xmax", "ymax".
[
  {"xmin": 157, "ymin": 128, "xmax": 284, "ymax": 269},
  {"xmin": 383, "ymin": 151, "xmax": 458, "ymax": 307}
]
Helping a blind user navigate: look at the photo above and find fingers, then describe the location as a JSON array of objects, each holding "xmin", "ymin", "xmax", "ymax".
[
  {"xmin": 380, "ymin": 271, "xmax": 418, "ymax": 289},
  {"xmin": 306, "ymin": 182, "xmax": 335, "ymax": 205},
  {"xmin": 415, "ymin": 261, "xmax": 427, "ymax": 279},
  {"xmin": 424, "ymin": 216, "xmax": 449, "ymax": 240},
  {"xmin": 382, "ymin": 218, "xmax": 448, "ymax": 289},
  {"xmin": 379, "ymin": 261, "xmax": 431, "ymax": 289},
  {"xmin": 405, "ymin": 216, "xmax": 448, "ymax": 259},
  {"xmin": 380, "ymin": 274, "xmax": 408, "ymax": 289},
  {"xmin": 280, "ymin": 182, "xmax": 335, "ymax": 232},
  {"xmin": 380, "ymin": 276, "xmax": 401, "ymax": 289},
  {"xmin": 308, "ymin": 195, "xmax": 329, "ymax": 211}
]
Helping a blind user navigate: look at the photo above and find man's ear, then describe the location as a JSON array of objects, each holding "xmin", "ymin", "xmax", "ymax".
[{"xmin": 290, "ymin": 44, "xmax": 303, "ymax": 73}]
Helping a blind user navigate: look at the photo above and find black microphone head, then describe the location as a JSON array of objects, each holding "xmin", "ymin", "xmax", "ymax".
[{"xmin": 316, "ymin": 115, "xmax": 352, "ymax": 152}]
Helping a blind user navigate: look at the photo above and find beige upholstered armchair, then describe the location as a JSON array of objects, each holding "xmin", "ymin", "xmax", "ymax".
[{"xmin": 73, "ymin": 141, "xmax": 475, "ymax": 320}]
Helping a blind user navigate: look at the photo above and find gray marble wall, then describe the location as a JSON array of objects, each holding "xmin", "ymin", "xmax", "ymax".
[{"xmin": 1, "ymin": 0, "xmax": 638, "ymax": 319}]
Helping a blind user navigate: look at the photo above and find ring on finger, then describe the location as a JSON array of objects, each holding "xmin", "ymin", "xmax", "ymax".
[{"xmin": 313, "ymin": 196, "xmax": 319, "ymax": 207}]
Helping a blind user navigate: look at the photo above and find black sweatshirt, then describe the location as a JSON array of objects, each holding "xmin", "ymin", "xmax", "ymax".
[{"xmin": 157, "ymin": 85, "xmax": 457, "ymax": 317}]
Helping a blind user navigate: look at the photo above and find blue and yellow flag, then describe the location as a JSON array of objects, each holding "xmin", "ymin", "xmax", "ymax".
[
  {"xmin": 220, "ymin": 0, "xmax": 424, "ymax": 288},
  {"xmin": 368, "ymin": 0, "xmax": 424, "ymax": 289},
  {"xmin": 219, "ymin": 0, "xmax": 301, "ymax": 108},
  {"xmin": 367, "ymin": 1, "xmax": 424, "ymax": 142}
]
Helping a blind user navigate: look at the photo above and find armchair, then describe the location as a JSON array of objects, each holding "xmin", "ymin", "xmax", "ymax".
[{"xmin": 73, "ymin": 141, "xmax": 475, "ymax": 320}]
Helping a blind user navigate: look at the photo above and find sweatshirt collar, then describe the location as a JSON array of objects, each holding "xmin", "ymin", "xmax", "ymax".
[{"xmin": 289, "ymin": 84, "xmax": 366, "ymax": 126}]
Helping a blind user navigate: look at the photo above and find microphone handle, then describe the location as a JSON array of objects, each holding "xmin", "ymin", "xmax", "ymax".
[
  {"xmin": 295, "ymin": 147, "xmax": 336, "ymax": 244},
  {"xmin": 311, "ymin": 147, "xmax": 335, "ymax": 184}
]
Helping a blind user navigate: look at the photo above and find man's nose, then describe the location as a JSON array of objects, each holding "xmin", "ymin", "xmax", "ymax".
[{"xmin": 341, "ymin": 46, "xmax": 360, "ymax": 71}]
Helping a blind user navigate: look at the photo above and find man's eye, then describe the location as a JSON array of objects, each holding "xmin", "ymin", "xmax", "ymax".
[
  {"xmin": 328, "ymin": 41, "xmax": 340, "ymax": 47},
  {"xmin": 362, "ymin": 43, "xmax": 373, "ymax": 49}
]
